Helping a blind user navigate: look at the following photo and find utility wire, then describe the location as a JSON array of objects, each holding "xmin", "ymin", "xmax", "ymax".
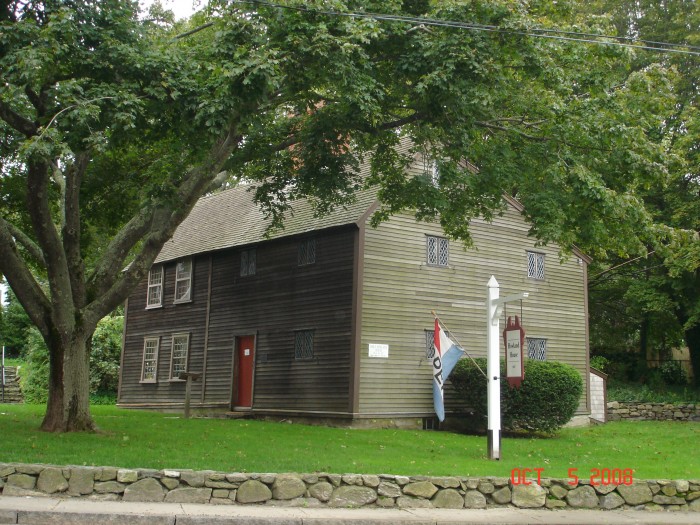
[{"xmin": 230, "ymin": 0, "xmax": 700, "ymax": 57}]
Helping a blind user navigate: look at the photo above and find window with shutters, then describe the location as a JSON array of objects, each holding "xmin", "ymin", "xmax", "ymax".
[
  {"xmin": 146, "ymin": 266, "xmax": 163, "ymax": 308},
  {"xmin": 426, "ymin": 235, "xmax": 449, "ymax": 267},
  {"xmin": 527, "ymin": 338, "xmax": 547, "ymax": 361},
  {"xmin": 174, "ymin": 258, "xmax": 192, "ymax": 303},
  {"xmin": 170, "ymin": 333, "xmax": 190, "ymax": 379},
  {"xmin": 141, "ymin": 337, "xmax": 160, "ymax": 383},
  {"xmin": 294, "ymin": 330, "xmax": 314, "ymax": 360},
  {"xmin": 527, "ymin": 251, "xmax": 545, "ymax": 280},
  {"xmin": 240, "ymin": 249, "xmax": 256, "ymax": 277},
  {"xmin": 298, "ymin": 238, "xmax": 316, "ymax": 266}
]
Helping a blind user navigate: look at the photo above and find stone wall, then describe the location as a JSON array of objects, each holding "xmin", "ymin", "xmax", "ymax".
[
  {"xmin": 1, "ymin": 463, "xmax": 699, "ymax": 512},
  {"xmin": 607, "ymin": 402, "xmax": 700, "ymax": 422}
]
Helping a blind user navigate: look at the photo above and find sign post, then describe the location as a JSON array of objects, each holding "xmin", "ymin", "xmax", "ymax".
[
  {"xmin": 486, "ymin": 277, "xmax": 501, "ymax": 460},
  {"xmin": 486, "ymin": 276, "xmax": 529, "ymax": 460}
]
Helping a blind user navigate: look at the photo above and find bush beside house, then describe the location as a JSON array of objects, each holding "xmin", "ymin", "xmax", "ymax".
[{"xmin": 451, "ymin": 358, "xmax": 582, "ymax": 434}]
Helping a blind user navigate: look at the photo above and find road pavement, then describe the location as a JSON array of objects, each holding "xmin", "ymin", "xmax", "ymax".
[{"xmin": 1, "ymin": 496, "xmax": 700, "ymax": 525}]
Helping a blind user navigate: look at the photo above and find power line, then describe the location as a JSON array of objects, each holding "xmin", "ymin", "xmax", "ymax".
[{"xmin": 230, "ymin": 0, "xmax": 700, "ymax": 57}]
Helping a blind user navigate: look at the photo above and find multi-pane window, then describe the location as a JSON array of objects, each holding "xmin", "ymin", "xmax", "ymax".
[
  {"xmin": 424, "ymin": 159, "xmax": 439, "ymax": 187},
  {"xmin": 174, "ymin": 258, "xmax": 192, "ymax": 303},
  {"xmin": 427, "ymin": 236, "xmax": 449, "ymax": 267},
  {"xmin": 527, "ymin": 251, "xmax": 545, "ymax": 280},
  {"xmin": 240, "ymin": 249, "xmax": 256, "ymax": 277},
  {"xmin": 170, "ymin": 333, "xmax": 190, "ymax": 379},
  {"xmin": 146, "ymin": 266, "xmax": 163, "ymax": 308},
  {"xmin": 294, "ymin": 330, "xmax": 314, "ymax": 360},
  {"xmin": 141, "ymin": 337, "xmax": 160, "ymax": 382},
  {"xmin": 425, "ymin": 330, "xmax": 436, "ymax": 359},
  {"xmin": 527, "ymin": 338, "xmax": 547, "ymax": 361},
  {"xmin": 298, "ymin": 238, "xmax": 316, "ymax": 266}
]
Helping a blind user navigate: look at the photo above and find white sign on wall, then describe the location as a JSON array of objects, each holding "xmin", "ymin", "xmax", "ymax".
[{"xmin": 368, "ymin": 344, "xmax": 389, "ymax": 358}]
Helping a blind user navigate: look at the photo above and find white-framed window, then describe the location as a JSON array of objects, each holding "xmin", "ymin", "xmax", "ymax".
[
  {"xmin": 141, "ymin": 337, "xmax": 160, "ymax": 383},
  {"xmin": 527, "ymin": 251, "xmax": 545, "ymax": 280},
  {"xmin": 298, "ymin": 238, "xmax": 316, "ymax": 266},
  {"xmin": 424, "ymin": 158, "xmax": 439, "ymax": 187},
  {"xmin": 426, "ymin": 235, "xmax": 449, "ymax": 267},
  {"xmin": 170, "ymin": 333, "xmax": 190, "ymax": 379},
  {"xmin": 174, "ymin": 258, "xmax": 192, "ymax": 303},
  {"xmin": 240, "ymin": 248, "xmax": 256, "ymax": 277},
  {"xmin": 146, "ymin": 266, "xmax": 163, "ymax": 308},
  {"xmin": 527, "ymin": 338, "xmax": 547, "ymax": 361},
  {"xmin": 294, "ymin": 330, "xmax": 314, "ymax": 360}
]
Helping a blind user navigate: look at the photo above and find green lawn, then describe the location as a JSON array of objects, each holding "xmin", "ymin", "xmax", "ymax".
[{"xmin": 1, "ymin": 404, "xmax": 698, "ymax": 481}]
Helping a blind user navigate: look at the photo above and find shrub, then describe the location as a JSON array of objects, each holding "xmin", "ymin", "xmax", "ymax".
[
  {"xmin": 20, "ymin": 328, "xmax": 50, "ymax": 404},
  {"xmin": 451, "ymin": 357, "xmax": 583, "ymax": 434},
  {"xmin": 20, "ymin": 316, "xmax": 123, "ymax": 404},
  {"xmin": 659, "ymin": 361, "xmax": 688, "ymax": 386},
  {"xmin": 590, "ymin": 355, "xmax": 609, "ymax": 372}
]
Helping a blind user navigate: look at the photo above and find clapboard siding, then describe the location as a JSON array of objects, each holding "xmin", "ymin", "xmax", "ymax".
[
  {"xmin": 119, "ymin": 255, "xmax": 210, "ymax": 405},
  {"xmin": 120, "ymin": 226, "xmax": 355, "ymax": 413},
  {"xmin": 358, "ymin": 204, "xmax": 589, "ymax": 416}
]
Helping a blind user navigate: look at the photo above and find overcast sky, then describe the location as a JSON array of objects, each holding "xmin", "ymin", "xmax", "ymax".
[{"xmin": 141, "ymin": 0, "xmax": 206, "ymax": 20}]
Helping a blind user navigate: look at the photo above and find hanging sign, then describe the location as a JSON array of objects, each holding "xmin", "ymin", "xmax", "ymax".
[{"xmin": 503, "ymin": 316, "xmax": 525, "ymax": 388}]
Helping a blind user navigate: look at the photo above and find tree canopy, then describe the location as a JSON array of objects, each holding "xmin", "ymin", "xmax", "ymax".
[{"xmin": 0, "ymin": 0, "xmax": 696, "ymax": 430}]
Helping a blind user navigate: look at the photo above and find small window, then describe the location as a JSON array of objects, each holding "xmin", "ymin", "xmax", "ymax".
[
  {"xmin": 146, "ymin": 266, "xmax": 163, "ymax": 308},
  {"xmin": 427, "ymin": 235, "xmax": 449, "ymax": 267},
  {"xmin": 141, "ymin": 337, "xmax": 160, "ymax": 382},
  {"xmin": 298, "ymin": 238, "xmax": 316, "ymax": 266},
  {"xmin": 240, "ymin": 249, "xmax": 256, "ymax": 277},
  {"xmin": 527, "ymin": 338, "xmax": 547, "ymax": 360},
  {"xmin": 425, "ymin": 330, "xmax": 436, "ymax": 359},
  {"xmin": 527, "ymin": 251, "xmax": 545, "ymax": 280},
  {"xmin": 424, "ymin": 158, "xmax": 439, "ymax": 187},
  {"xmin": 170, "ymin": 333, "xmax": 190, "ymax": 379},
  {"xmin": 294, "ymin": 330, "xmax": 314, "ymax": 360},
  {"xmin": 174, "ymin": 258, "xmax": 192, "ymax": 303}
]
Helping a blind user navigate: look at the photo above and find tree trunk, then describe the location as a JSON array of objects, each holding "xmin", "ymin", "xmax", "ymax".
[
  {"xmin": 686, "ymin": 323, "xmax": 700, "ymax": 388},
  {"xmin": 40, "ymin": 331, "xmax": 95, "ymax": 432}
]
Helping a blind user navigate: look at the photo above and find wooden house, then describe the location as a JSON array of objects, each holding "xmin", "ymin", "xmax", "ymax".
[{"xmin": 118, "ymin": 151, "xmax": 592, "ymax": 428}]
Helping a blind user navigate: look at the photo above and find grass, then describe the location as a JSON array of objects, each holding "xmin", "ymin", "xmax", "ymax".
[
  {"xmin": 1, "ymin": 404, "xmax": 698, "ymax": 481},
  {"xmin": 1, "ymin": 358, "xmax": 25, "ymax": 368}
]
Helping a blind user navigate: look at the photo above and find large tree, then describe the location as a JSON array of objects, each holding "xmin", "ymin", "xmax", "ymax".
[
  {"xmin": 0, "ymin": 0, "xmax": 682, "ymax": 431},
  {"xmin": 581, "ymin": 0, "xmax": 700, "ymax": 384}
]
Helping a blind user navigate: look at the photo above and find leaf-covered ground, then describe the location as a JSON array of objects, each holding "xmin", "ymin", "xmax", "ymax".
[{"xmin": 1, "ymin": 405, "xmax": 697, "ymax": 481}]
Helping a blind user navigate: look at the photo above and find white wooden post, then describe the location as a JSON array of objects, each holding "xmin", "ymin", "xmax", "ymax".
[
  {"xmin": 486, "ymin": 276, "xmax": 501, "ymax": 460},
  {"xmin": 487, "ymin": 277, "xmax": 529, "ymax": 460}
]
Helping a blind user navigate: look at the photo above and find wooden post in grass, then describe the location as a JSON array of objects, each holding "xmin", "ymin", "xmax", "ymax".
[{"xmin": 178, "ymin": 372, "xmax": 202, "ymax": 419}]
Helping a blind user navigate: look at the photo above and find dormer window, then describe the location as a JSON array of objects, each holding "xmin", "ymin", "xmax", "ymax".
[{"xmin": 174, "ymin": 258, "xmax": 192, "ymax": 303}]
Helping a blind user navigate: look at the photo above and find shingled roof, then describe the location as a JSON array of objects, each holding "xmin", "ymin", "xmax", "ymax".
[{"xmin": 154, "ymin": 184, "xmax": 378, "ymax": 264}]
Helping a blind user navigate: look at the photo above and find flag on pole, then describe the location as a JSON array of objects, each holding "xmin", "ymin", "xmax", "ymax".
[{"xmin": 432, "ymin": 317, "xmax": 466, "ymax": 422}]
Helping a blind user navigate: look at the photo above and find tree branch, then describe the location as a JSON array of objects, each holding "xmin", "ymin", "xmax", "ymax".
[
  {"xmin": 26, "ymin": 159, "xmax": 75, "ymax": 332},
  {"xmin": 0, "ymin": 99, "xmax": 38, "ymax": 137},
  {"xmin": 63, "ymin": 152, "xmax": 89, "ymax": 309},
  {"xmin": 0, "ymin": 219, "xmax": 52, "ymax": 337},
  {"xmin": 84, "ymin": 125, "xmax": 243, "ymax": 324},
  {"xmin": 2, "ymin": 219, "xmax": 46, "ymax": 267}
]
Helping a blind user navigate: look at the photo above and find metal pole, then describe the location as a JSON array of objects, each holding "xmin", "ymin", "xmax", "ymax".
[
  {"xmin": 487, "ymin": 276, "xmax": 501, "ymax": 460},
  {"xmin": 1, "ymin": 345, "xmax": 5, "ymax": 404}
]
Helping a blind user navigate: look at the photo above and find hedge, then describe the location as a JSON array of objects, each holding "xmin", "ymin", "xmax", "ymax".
[{"xmin": 450, "ymin": 357, "xmax": 583, "ymax": 434}]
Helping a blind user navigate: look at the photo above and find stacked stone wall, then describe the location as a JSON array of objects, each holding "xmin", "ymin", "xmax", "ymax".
[
  {"xmin": 607, "ymin": 402, "xmax": 700, "ymax": 422},
  {"xmin": 1, "ymin": 463, "xmax": 699, "ymax": 512}
]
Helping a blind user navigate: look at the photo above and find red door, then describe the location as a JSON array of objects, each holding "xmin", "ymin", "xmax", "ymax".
[{"xmin": 236, "ymin": 335, "xmax": 255, "ymax": 408}]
